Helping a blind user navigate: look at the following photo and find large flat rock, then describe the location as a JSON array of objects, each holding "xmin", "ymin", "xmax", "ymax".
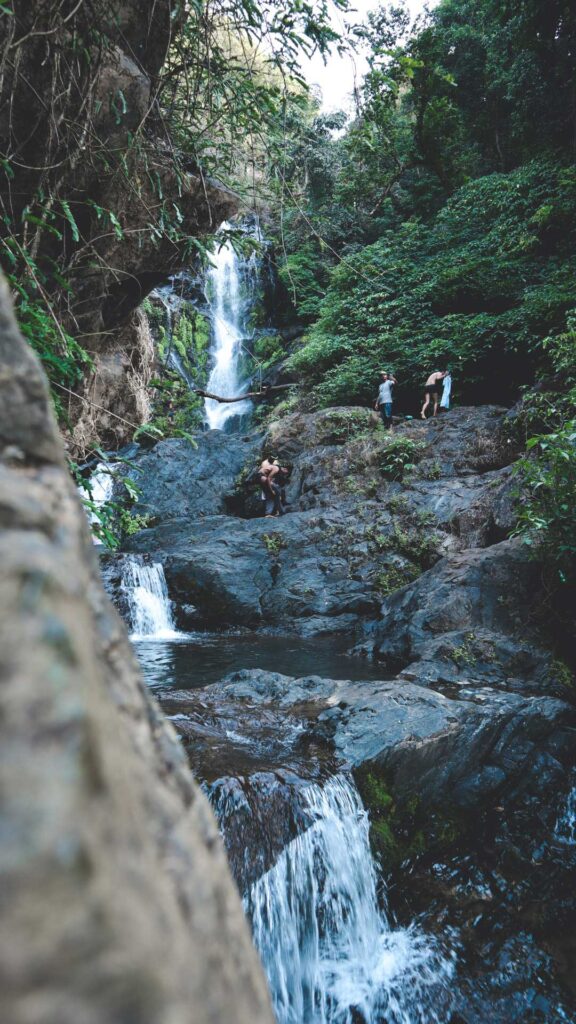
[
  {"xmin": 165, "ymin": 668, "xmax": 575, "ymax": 812},
  {"xmin": 126, "ymin": 508, "xmax": 382, "ymax": 631}
]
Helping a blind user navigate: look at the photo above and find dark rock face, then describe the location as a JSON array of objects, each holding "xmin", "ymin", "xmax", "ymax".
[
  {"xmin": 0, "ymin": 276, "xmax": 273, "ymax": 1024},
  {"xmin": 161, "ymin": 666, "xmax": 576, "ymax": 1022},
  {"xmin": 127, "ymin": 508, "xmax": 382, "ymax": 631},
  {"xmin": 120, "ymin": 404, "xmax": 530, "ymax": 644},
  {"xmin": 357, "ymin": 538, "xmax": 557, "ymax": 690},
  {"xmin": 128, "ymin": 430, "xmax": 262, "ymax": 520}
]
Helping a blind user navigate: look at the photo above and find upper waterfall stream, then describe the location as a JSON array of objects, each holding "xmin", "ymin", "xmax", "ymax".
[{"xmin": 204, "ymin": 221, "xmax": 262, "ymax": 431}]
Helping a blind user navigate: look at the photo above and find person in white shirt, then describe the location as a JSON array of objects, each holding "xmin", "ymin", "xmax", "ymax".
[{"xmin": 374, "ymin": 371, "xmax": 397, "ymax": 429}]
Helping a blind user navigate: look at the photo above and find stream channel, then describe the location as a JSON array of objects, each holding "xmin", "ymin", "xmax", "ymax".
[
  {"xmin": 119, "ymin": 557, "xmax": 457, "ymax": 1024},
  {"xmin": 96, "ymin": 222, "xmax": 576, "ymax": 1023},
  {"xmin": 102, "ymin": 224, "xmax": 457, "ymax": 1024}
]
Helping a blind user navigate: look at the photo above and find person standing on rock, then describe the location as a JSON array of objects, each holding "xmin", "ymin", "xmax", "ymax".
[
  {"xmin": 259, "ymin": 456, "xmax": 282, "ymax": 517},
  {"xmin": 374, "ymin": 371, "xmax": 397, "ymax": 430},
  {"xmin": 421, "ymin": 370, "xmax": 446, "ymax": 419}
]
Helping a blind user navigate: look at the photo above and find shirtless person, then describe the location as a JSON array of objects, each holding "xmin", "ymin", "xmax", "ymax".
[
  {"xmin": 421, "ymin": 370, "xmax": 446, "ymax": 419},
  {"xmin": 259, "ymin": 456, "xmax": 281, "ymax": 517}
]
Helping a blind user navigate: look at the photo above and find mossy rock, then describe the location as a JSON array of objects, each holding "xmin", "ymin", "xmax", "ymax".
[{"xmin": 355, "ymin": 766, "xmax": 465, "ymax": 872}]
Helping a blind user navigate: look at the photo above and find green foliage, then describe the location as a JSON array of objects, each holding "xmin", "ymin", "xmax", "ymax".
[
  {"xmin": 549, "ymin": 659, "xmax": 574, "ymax": 691},
  {"xmin": 277, "ymin": 243, "xmax": 330, "ymax": 322},
  {"xmin": 409, "ymin": 0, "xmax": 576, "ymax": 175},
  {"xmin": 289, "ymin": 162, "xmax": 576, "ymax": 408},
  {"xmin": 262, "ymin": 532, "xmax": 286, "ymax": 556},
  {"xmin": 164, "ymin": 1, "xmax": 348, "ymax": 194},
  {"xmin": 507, "ymin": 312, "xmax": 576, "ymax": 442},
  {"xmin": 388, "ymin": 520, "xmax": 438, "ymax": 567},
  {"xmin": 144, "ymin": 299, "xmax": 211, "ymax": 435},
  {"xmin": 252, "ymin": 331, "xmax": 285, "ymax": 371},
  {"xmin": 9, "ymin": 279, "xmax": 93, "ymax": 415},
  {"xmin": 70, "ymin": 454, "xmax": 156, "ymax": 548},
  {"xmin": 422, "ymin": 460, "xmax": 442, "ymax": 481},
  {"xmin": 318, "ymin": 408, "xmax": 373, "ymax": 445},
  {"xmin": 513, "ymin": 421, "xmax": 576, "ymax": 583},
  {"xmin": 356, "ymin": 767, "xmax": 460, "ymax": 869},
  {"xmin": 376, "ymin": 436, "xmax": 424, "ymax": 481},
  {"xmin": 374, "ymin": 562, "xmax": 419, "ymax": 596},
  {"xmin": 156, "ymin": 308, "xmax": 210, "ymax": 378},
  {"xmin": 448, "ymin": 632, "xmax": 478, "ymax": 668},
  {"xmin": 117, "ymin": 509, "xmax": 154, "ymax": 538}
]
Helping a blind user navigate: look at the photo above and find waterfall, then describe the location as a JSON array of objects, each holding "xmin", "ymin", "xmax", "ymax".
[
  {"xmin": 555, "ymin": 783, "xmax": 576, "ymax": 844},
  {"xmin": 204, "ymin": 221, "xmax": 260, "ymax": 431},
  {"xmin": 121, "ymin": 558, "xmax": 180, "ymax": 640},
  {"xmin": 243, "ymin": 775, "xmax": 456, "ymax": 1024},
  {"xmin": 82, "ymin": 462, "xmax": 114, "ymax": 544},
  {"xmin": 90, "ymin": 463, "xmax": 114, "ymax": 510}
]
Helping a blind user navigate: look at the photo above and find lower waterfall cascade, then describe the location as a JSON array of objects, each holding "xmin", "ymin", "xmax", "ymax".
[
  {"xmin": 121, "ymin": 558, "xmax": 180, "ymax": 640},
  {"xmin": 219, "ymin": 775, "xmax": 457, "ymax": 1024}
]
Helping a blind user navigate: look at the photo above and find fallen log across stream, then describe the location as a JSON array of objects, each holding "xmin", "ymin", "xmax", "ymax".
[{"xmin": 194, "ymin": 384, "xmax": 294, "ymax": 403}]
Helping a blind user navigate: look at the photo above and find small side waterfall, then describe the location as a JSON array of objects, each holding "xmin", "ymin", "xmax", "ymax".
[
  {"xmin": 90, "ymin": 463, "xmax": 114, "ymax": 509},
  {"xmin": 204, "ymin": 221, "xmax": 261, "ymax": 431},
  {"xmin": 153, "ymin": 275, "xmax": 196, "ymax": 386},
  {"xmin": 242, "ymin": 775, "xmax": 455, "ymax": 1024},
  {"xmin": 121, "ymin": 558, "xmax": 180, "ymax": 640},
  {"xmin": 83, "ymin": 462, "xmax": 114, "ymax": 542},
  {"xmin": 555, "ymin": 784, "xmax": 576, "ymax": 844}
]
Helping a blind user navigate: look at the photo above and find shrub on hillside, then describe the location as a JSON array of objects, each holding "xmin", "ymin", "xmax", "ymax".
[
  {"xmin": 288, "ymin": 161, "xmax": 576, "ymax": 409},
  {"xmin": 514, "ymin": 422, "xmax": 576, "ymax": 585}
]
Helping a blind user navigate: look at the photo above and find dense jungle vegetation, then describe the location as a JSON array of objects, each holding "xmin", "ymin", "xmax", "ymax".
[{"xmin": 1, "ymin": 0, "xmax": 575, "ymax": 578}]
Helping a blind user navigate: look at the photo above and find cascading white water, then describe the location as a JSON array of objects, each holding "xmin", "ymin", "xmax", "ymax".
[
  {"xmin": 90, "ymin": 463, "xmax": 114, "ymax": 510},
  {"xmin": 121, "ymin": 558, "xmax": 180, "ymax": 640},
  {"xmin": 204, "ymin": 222, "xmax": 257, "ymax": 431},
  {"xmin": 555, "ymin": 784, "xmax": 576, "ymax": 844},
  {"xmin": 244, "ymin": 775, "xmax": 456, "ymax": 1024},
  {"xmin": 81, "ymin": 462, "xmax": 114, "ymax": 544}
]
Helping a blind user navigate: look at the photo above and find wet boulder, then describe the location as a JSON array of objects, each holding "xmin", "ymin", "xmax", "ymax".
[
  {"xmin": 127, "ymin": 429, "xmax": 262, "ymax": 520},
  {"xmin": 126, "ymin": 508, "xmax": 382, "ymax": 632},
  {"xmin": 358, "ymin": 539, "xmax": 551, "ymax": 683},
  {"xmin": 168, "ymin": 668, "xmax": 575, "ymax": 820}
]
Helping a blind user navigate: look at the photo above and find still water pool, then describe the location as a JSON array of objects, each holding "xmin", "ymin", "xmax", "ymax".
[{"xmin": 133, "ymin": 631, "xmax": 387, "ymax": 692}]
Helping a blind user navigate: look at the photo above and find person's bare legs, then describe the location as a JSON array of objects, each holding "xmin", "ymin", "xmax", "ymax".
[
  {"xmin": 421, "ymin": 394, "xmax": 430, "ymax": 419},
  {"xmin": 433, "ymin": 396, "xmax": 439, "ymax": 416}
]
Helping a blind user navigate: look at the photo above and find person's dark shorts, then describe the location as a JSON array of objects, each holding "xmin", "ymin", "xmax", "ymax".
[{"xmin": 424, "ymin": 387, "xmax": 439, "ymax": 397}]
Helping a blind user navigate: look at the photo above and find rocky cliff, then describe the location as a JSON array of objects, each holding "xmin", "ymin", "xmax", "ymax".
[
  {"xmin": 1, "ymin": 1, "xmax": 238, "ymax": 454},
  {"xmin": 0, "ymin": 274, "xmax": 273, "ymax": 1024},
  {"xmin": 102, "ymin": 400, "xmax": 576, "ymax": 1017}
]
